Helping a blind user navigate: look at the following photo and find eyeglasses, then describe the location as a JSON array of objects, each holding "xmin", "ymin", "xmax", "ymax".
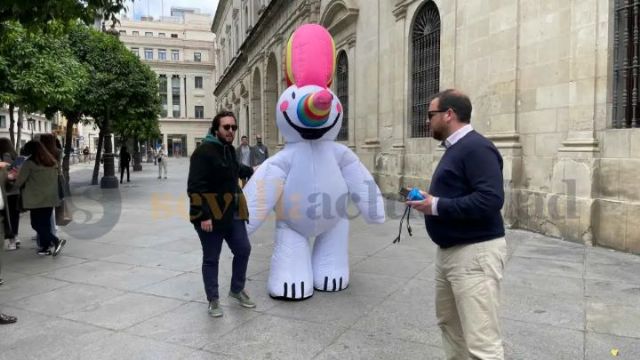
[
  {"xmin": 427, "ymin": 110, "xmax": 448, "ymax": 120},
  {"xmin": 222, "ymin": 124, "xmax": 238, "ymax": 131}
]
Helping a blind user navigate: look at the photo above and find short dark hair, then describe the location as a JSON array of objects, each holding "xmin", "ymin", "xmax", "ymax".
[
  {"xmin": 241, "ymin": 135, "xmax": 248, "ymax": 139},
  {"xmin": 211, "ymin": 111, "xmax": 237, "ymax": 133},
  {"xmin": 432, "ymin": 89, "xmax": 472, "ymax": 123}
]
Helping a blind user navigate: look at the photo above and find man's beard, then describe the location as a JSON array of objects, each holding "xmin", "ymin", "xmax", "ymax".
[
  {"xmin": 217, "ymin": 133, "xmax": 233, "ymax": 144},
  {"xmin": 432, "ymin": 129, "xmax": 444, "ymax": 141}
]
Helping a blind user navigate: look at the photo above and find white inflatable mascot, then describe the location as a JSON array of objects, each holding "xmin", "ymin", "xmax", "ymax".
[{"xmin": 243, "ymin": 24, "xmax": 386, "ymax": 300}]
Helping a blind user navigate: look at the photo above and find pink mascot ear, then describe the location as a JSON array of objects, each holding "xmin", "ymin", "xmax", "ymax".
[{"xmin": 285, "ymin": 24, "xmax": 336, "ymax": 87}]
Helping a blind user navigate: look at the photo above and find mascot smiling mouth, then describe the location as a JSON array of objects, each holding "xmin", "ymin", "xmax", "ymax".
[{"xmin": 282, "ymin": 111, "xmax": 341, "ymax": 140}]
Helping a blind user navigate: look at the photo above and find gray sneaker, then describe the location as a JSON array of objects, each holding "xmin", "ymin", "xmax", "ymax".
[
  {"xmin": 208, "ymin": 299, "xmax": 223, "ymax": 317},
  {"xmin": 229, "ymin": 289, "xmax": 256, "ymax": 308}
]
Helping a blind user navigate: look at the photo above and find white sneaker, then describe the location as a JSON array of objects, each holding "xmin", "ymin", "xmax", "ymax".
[{"xmin": 6, "ymin": 240, "xmax": 17, "ymax": 251}]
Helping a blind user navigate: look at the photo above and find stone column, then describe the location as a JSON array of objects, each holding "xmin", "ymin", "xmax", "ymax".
[
  {"xmin": 482, "ymin": 1, "xmax": 522, "ymax": 228},
  {"xmin": 180, "ymin": 75, "xmax": 187, "ymax": 118},
  {"xmin": 167, "ymin": 74, "xmax": 173, "ymax": 118},
  {"xmin": 551, "ymin": 0, "xmax": 601, "ymax": 246}
]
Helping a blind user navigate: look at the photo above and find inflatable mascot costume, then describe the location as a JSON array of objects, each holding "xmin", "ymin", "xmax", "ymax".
[{"xmin": 243, "ymin": 24, "xmax": 386, "ymax": 300}]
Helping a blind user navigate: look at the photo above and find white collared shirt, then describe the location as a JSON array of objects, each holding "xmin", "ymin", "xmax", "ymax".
[{"xmin": 431, "ymin": 124, "xmax": 474, "ymax": 216}]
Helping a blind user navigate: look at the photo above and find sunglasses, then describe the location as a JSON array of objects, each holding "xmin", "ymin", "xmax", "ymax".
[
  {"xmin": 222, "ymin": 124, "xmax": 238, "ymax": 131},
  {"xmin": 427, "ymin": 110, "xmax": 448, "ymax": 120}
]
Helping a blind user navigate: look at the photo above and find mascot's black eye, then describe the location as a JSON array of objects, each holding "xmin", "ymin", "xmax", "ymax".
[{"xmin": 291, "ymin": 92, "xmax": 296, "ymax": 99}]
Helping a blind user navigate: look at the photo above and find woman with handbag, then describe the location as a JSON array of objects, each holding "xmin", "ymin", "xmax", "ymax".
[
  {"xmin": 38, "ymin": 134, "xmax": 66, "ymax": 234},
  {"xmin": 9, "ymin": 141, "xmax": 66, "ymax": 256}
]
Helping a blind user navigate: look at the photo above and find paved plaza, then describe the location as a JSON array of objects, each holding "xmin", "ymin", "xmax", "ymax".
[{"xmin": 1, "ymin": 158, "xmax": 639, "ymax": 359}]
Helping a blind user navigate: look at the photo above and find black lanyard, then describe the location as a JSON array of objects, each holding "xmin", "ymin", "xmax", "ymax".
[{"xmin": 392, "ymin": 205, "xmax": 413, "ymax": 244}]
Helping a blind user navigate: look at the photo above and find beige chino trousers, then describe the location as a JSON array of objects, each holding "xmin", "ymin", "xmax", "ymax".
[{"xmin": 435, "ymin": 237, "xmax": 507, "ymax": 360}]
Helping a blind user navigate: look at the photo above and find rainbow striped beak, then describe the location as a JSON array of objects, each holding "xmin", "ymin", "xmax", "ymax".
[{"xmin": 297, "ymin": 89, "xmax": 333, "ymax": 127}]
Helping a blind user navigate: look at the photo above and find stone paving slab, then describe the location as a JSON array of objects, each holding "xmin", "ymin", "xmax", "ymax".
[{"xmin": 0, "ymin": 159, "xmax": 639, "ymax": 359}]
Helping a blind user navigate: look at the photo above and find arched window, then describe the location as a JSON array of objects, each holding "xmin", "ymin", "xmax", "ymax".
[
  {"xmin": 613, "ymin": 0, "xmax": 640, "ymax": 128},
  {"xmin": 410, "ymin": 2, "xmax": 440, "ymax": 138},
  {"xmin": 336, "ymin": 51, "xmax": 349, "ymax": 141}
]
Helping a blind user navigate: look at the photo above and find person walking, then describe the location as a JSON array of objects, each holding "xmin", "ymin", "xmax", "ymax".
[
  {"xmin": 82, "ymin": 146, "xmax": 90, "ymax": 163},
  {"xmin": 236, "ymin": 135, "xmax": 251, "ymax": 167},
  {"xmin": 10, "ymin": 141, "xmax": 66, "ymax": 257},
  {"xmin": 188, "ymin": 111, "xmax": 256, "ymax": 318},
  {"xmin": 0, "ymin": 138, "xmax": 21, "ymax": 250},
  {"xmin": 0, "ymin": 161, "xmax": 17, "ymax": 324},
  {"xmin": 250, "ymin": 134, "xmax": 269, "ymax": 166},
  {"xmin": 236, "ymin": 135, "xmax": 252, "ymax": 186},
  {"xmin": 407, "ymin": 89, "xmax": 507, "ymax": 360},
  {"xmin": 119, "ymin": 145, "xmax": 131, "ymax": 184},
  {"xmin": 157, "ymin": 146, "xmax": 167, "ymax": 179}
]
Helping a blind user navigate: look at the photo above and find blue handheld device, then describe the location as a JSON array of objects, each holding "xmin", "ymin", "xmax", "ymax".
[{"xmin": 407, "ymin": 187, "xmax": 425, "ymax": 201}]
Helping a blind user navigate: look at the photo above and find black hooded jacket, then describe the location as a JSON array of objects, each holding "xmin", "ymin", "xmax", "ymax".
[{"xmin": 187, "ymin": 135, "xmax": 254, "ymax": 229}]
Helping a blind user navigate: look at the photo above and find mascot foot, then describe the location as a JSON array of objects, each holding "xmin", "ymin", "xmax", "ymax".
[
  {"xmin": 269, "ymin": 281, "xmax": 313, "ymax": 301},
  {"xmin": 314, "ymin": 275, "xmax": 349, "ymax": 292}
]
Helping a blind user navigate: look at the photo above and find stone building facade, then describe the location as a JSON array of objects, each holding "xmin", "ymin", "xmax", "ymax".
[
  {"xmin": 116, "ymin": 8, "xmax": 215, "ymax": 156},
  {"xmin": 212, "ymin": 0, "xmax": 640, "ymax": 254}
]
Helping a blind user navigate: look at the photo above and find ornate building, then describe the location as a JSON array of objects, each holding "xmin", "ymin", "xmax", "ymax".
[
  {"xmin": 212, "ymin": 0, "xmax": 640, "ymax": 254},
  {"xmin": 117, "ymin": 8, "xmax": 216, "ymax": 156}
]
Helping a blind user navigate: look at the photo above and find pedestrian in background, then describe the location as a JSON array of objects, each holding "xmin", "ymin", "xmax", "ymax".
[
  {"xmin": 119, "ymin": 145, "xmax": 131, "ymax": 184},
  {"xmin": 0, "ymin": 138, "xmax": 21, "ymax": 251},
  {"xmin": 251, "ymin": 134, "xmax": 269, "ymax": 166},
  {"xmin": 157, "ymin": 145, "xmax": 167, "ymax": 179},
  {"xmin": 0, "ymin": 160, "xmax": 17, "ymax": 324}
]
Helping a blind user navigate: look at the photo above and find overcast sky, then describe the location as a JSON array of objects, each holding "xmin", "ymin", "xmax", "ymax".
[{"xmin": 128, "ymin": 0, "xmax": 219, "ymax": 20}]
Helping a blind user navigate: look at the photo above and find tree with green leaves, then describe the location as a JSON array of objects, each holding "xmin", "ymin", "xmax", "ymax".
[
  {"xmin": 0, "ymin": 21, "xmax": 87, "ymax": 150},
  {"xmin": 59, "ymin": 24, "xmax": 160, "ymax": 185},
  {"xmin": 0, "ymin": 0, "xmax": 131, "ymax": 29}
]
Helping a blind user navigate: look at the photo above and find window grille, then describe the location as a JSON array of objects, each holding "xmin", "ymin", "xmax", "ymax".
[
  {"xmin": 410, "ymin": 2, "xmax": 441, "ymax": 138},
  {"xmin": 336, "ymin": 51, "xmax": 349, "ymax": 141},
  {"xmin": 613, "ymin": 0, "xmax": 640, "ymax": 128}
]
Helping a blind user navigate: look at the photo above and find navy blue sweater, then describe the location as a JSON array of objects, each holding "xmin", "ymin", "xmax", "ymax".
[{"xmin": 425, "ymin": 130, "xmax": 505, "ymax": 248}]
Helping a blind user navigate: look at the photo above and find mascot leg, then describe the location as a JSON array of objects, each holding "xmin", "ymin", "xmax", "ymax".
[
  {"xmin": 268, "ymin": 221, "xmax": 314, "ymax": 300},
  {"xmin": 312, "ymin": 217, "xmax": 349, "ymax": 292}
]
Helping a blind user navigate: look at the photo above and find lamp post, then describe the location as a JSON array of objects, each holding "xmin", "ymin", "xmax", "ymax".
[
  {"xmin": 99, "ymin": 22, "xmax": 120, "ymax": 189},
  {"xmin": 27, "ymin": 117, "xmax": 35, "ymax": 139}
]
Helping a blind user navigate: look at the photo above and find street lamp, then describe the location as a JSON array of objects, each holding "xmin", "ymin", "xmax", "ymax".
[
  {"xmin": 98, "ymin": 21, "xmax": 120, "ymax": 189},
  {"xmin": 27, "ymin": 117, "xmax": 35, "ymax": 139}
]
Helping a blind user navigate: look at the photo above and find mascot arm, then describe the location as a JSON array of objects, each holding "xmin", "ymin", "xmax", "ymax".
[
  {"xmin": 338, "ymin": 147, "xmax": 386, "ymax": 224},
  {"xmin": 243, "ymin": 159, "xmax": 288, "ymax": 234}
]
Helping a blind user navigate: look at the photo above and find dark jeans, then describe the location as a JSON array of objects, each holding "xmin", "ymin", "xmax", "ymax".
[
  {"xmin": 3, "ymin": 194, "xmax": 20, "ymax": 239},
  {"xmin": 30, "ymin": 207, "xmax": 59, "ymax": 250},
  {"xmin": 195, "ymin": 220, "xmax": 251, "ymax": 301},
  {"xmin": 120, "ymin": 165, "xmax": 130, "ymax": 183}
]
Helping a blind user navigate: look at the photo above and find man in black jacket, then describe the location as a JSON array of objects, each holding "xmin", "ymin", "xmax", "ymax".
[
  {"xmin": 188, "ymin": 111, "xmax": 255, "ymax": 318},
  {"xmin": 408, "ymin": 89, "xmax": 506, "ymax": 360}
]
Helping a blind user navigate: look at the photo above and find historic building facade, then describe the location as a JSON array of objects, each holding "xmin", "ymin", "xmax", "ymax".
[
  {"xmin": 212, "ymin": 0, "xmax": 640, "ymax": 254},
  {"xmin": 0, "ymin": 106, "xmax": 52, "ymax": 149},
  {"xmin": 117, "ymin": 8, "xmax": 215, "ymax": 156}
]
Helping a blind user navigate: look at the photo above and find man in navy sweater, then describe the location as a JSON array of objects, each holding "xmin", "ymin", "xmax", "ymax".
[{"xmin": 408, "ymin": 89, "xmax": 506, "ymax": 360}]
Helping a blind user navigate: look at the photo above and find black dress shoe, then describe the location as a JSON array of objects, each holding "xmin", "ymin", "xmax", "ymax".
[
  {"xmin": 0, "ymin": 313, "xmax": 17, "ymax": 324},
  {"xmin": 0, "ymin": 278, "xmax": 4, "ymax": 286}
]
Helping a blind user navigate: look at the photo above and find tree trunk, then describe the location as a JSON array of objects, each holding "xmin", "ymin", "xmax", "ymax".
[
  {"xmin": 15, "ymin": 108, "xmax": 23, "ymax": 153},
  {"xmin": 133, "ymin": 138, "xmax": 142, "ymax": 171},
  {"xmin": 8, "ymin": 104, "xmax": 15, "ymax": 147},
  {"xmin": 63, "ymin": 114, "xmax": 78, "ymax": 195},
  {"xmin": 91, "ymin": 129, "xmax": 104, "ymax": 185},
  {"xmin": 146, "ymin": 138, "xmax": 153, "ymax": 163}
]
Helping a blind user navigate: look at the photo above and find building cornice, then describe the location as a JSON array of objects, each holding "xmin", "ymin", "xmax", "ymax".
[
  {"xmin": 214, "ymin": 0, "xmax": 283, "ymax": 95},
  {"xmin": 212, "ymin": 0, "xmax": 230, "ymax": 33}
]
